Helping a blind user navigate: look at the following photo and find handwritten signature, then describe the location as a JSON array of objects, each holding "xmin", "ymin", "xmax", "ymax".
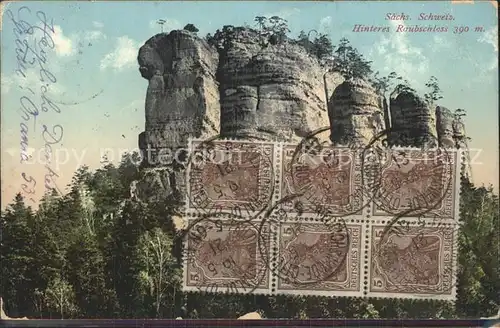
[{"xmin": 6, "ymin": 6, "xmax": 64, "ymax": 204}]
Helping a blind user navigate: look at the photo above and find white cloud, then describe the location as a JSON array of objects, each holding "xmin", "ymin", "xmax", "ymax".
[
  {"xmin": 478, "ymin": 26, "xmax": 498, "ymax": 52},
  {"xmin": 261, "ymin": 7, "xmax": 301, "ymax": 20},
  {"xmin": 475, "ymin": 27, "xmax": 498, "ymax": 73},
  {"xmin": 1, "ymin": 69, "xmax": 65, "ymax": 96},
  {"xmin": 52, "ymin": 25, "xmax": 75, "ymax": 56},
  {"xmin": 83, "ymin": 30, "xmax": 107, "ymax": 42},
  {"xmin": 21, "ymin": 24, "xmax": 75, "ymax": 57},
  {"xmin": 93, "ymin": 21, "xmax": 104, "ymax": 29},
  {"xmin": 149, "ymin": 18, "xmax": 182, "ymax": 32},
  {"xmin": 319, "ymin": 16, "xmax": 332, "ymax": 33},
  {"xmin": 100, "ymin": 36, "xmax": 140, "ymax": 71},
  {"xmin": 368, "ymin": 20, "xmax": 429, "ymax": 88},
  {"xmin": 432, "ymin": 35, "xmax": 452, "ymax": 51}
]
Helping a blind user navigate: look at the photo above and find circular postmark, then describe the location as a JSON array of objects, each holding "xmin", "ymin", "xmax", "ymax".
[
  {"xmin": 274, "ymin": 216, "xmax": 351, "ymax": 288},
  {"xmin": 185, "ymin": 135, "xmax": 276, "ymax": 222},
  {"xmin": 370, "ymin": 129, "xmax": 456, "ymax": 233},
  {"xmin": 370, "ymin": 220, "xmax": 457, "ymax": 297},
  {"xmin": 282, "ymin": 126, "xmax": 383, "ymax": 217},
  {"xmin": 181, "ymin": 213, "xmax": 271, "ymax": 295},
  {"xmin": 254, "ymin": 195, "xmax": 352, "ymax": 290}
]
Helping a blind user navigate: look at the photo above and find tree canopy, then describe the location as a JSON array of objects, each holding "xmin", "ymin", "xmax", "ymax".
[{"xmin": 183, "ymin": 23, "xmax": 199, "ymax": 33}]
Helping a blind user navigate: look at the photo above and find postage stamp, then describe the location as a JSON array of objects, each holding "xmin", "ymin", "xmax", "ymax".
[
  {"xmin": 182, "ymin": 216, "xmax": 272, "ymax": 294},
  {"xmin": 280, "ymin": 142, "xmax": 365, "ymax": 217},
  {"xmin": 367, "ymin": 221, "xmax": 458, "ymax": 300},
  {"xmin": 273, "ymin": 218, "xmax": 364, "ymax": 297},
  {"xmin": 371, "ymin": 148, "xmax": 461, "ymax": 221},
  {"xmin": 186, "ymin": 139, "xmax": 277, "ymax": 218}
]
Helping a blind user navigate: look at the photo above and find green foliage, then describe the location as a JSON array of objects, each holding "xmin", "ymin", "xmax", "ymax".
[
  {"xmin": 424, "ymin": 76, "xmax": 443, "ymax": 105},
  {"xmin": 456, "ymin": 179, "xmax": 499, "ymax": 317},
  {"xmin": 1, "ymin": 150, "xmax": 498, "ymax": 319},
  {"xmin": 392, "ymin": 76, "xmax": 418, "ymax": 95},
  {"xmin": 296, "ymin": 30, "xmax": 334, "ymax": 61},
  {"xmin": 183, "ymin": 23, "xmax": 199, "ymax": 33},
  {"xmin": 371, "ymin": 71, "xmax": 398, "ymax": 95},
  {"xmin": 331, "ymin": 37, "xmax": 373, "ymax": 79}
]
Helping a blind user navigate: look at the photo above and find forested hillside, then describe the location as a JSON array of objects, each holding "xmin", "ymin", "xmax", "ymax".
[{"xmin": 1, "ymin": 152, "xmax": 498, "ymax": 319}]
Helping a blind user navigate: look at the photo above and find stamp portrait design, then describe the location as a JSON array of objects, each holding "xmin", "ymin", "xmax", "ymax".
[
  {"xmin": 275, "ymin": 220, "xmax": 363, "ymax": 297},
  {"xmin": 281, "ymin": 143, "xmax": 364, "ymax": 217},
  {"xmin": 183, "ymin": 217, "xmax": 272, "ymax": 294},
  {"xmin": 186, "ymin": 139, "xmax": 276, "ymax": 218},
  {"xmin": 372, "ymin": 148, "xmax": 460, "ymax": 220},
  {"xmin": 369, "ymin": 223, "xmax": 456, "ymax": 300}
]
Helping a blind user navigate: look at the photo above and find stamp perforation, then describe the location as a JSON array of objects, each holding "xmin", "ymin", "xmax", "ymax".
[
  {"xmin": 369, "ymin": 147, "xmax": 460, "ymax": 222},
  {"xmin": 365, "ymin": 219, "xmax": 459, "ymax": 300},
  {"xmin": 185, "ymin": 138, "xmax": 276, "ymax": 218},
  {"xmin": 272, "ymin": 218, "xmax": 364, "ymax": 297},
  {"xmin": 181, "ymin": 216, "xmax": 274, "ymax": 295}
]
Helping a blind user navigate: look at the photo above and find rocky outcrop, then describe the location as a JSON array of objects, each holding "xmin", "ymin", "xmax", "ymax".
[
  {"xmin": 134, "ymin": 28, "xmax": 349, "ymax": 202},
  {"xmin": 389, "ymin": 91, "xmax": 438, "ymax": 147},
  {"xmin": 435, "ymin": 106, "xmax": 455, "ymax": 148},
  {"xmin": 138, "ymin": 30, "xmax": 220, "ymax": 164},
  {"xmin": 328, "ymin": 78, "xmax": 385, "ymax": 146},
  {"xmin": 138, "ymin": 28, "xmax": 345, "ymax": 157},
  {"xmin": 216, "ymin": 28, "xmax": 343, "ymax": 141},
  {"xmin": 133, "ymin": 167, "xmax": 185, "ymax": 205},
  {"xmin": 452, "ymin": 116, "xmax": 466, "ymax": 147},
  {"xmin": 134, "ymin": 26, "xmax": 467, "ymax": 204},
  {"xmin": 436, "ymin": 106, "xmax": 466, "ymax": 149}
]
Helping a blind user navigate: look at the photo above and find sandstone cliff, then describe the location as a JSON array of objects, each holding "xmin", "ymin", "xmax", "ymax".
[
  {"xmin": 138, "ymin": 28, "xmax": 345, "ymax": 152},
  {"xmin": 328, "ymin": 78, "xmax": 385, "ymax": 146},
  {"xmin": 135, "ymin": 27, "xmax": 465, "ymax": 202},
  {"xmin": 388, "ymin": 91, "xmax": 438, "ymax": 148}
]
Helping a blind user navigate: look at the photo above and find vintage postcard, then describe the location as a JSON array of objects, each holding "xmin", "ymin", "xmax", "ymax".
[{"xmin": 1, "ymin": 0, "xmax": 498, "ymax": 322}]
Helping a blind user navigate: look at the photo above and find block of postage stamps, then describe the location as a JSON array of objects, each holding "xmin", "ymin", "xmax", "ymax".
[{"xmin": 182, "ymin": 140, "xmax": 462, "ymax": 301}]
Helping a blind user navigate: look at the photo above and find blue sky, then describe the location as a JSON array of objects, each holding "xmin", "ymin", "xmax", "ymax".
[{"xmin": 1, "ymin": 1, "xmax": 498, "ymax": 206}]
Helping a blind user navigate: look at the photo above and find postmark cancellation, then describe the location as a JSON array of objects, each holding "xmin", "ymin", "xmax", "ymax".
[
  {"xmin": 186, "ymin": 139, "xmax": 277, "ymax": 217},
  {"xmin": 273, "ymin": 219, "xmax": 364, "ymax": 297},
  {"xmin": 280, "ymin": 143, "xmax": 364, "ymax": 217},
  {"xmin": 182, "ymin": 217, "xmax": 273, "ymax": 294},
  {"xmin": 367, "ymin": 222, "xmax": 458, "ymax": 300},
  {"xmin": 371, "ymin": 148, "xmax": 461, "ymax": 222}
]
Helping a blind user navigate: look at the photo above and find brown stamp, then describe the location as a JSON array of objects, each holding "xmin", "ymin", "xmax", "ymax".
[
  {"xmin": 372, "ymin": 148, "xmax": 459, "ymax": 220},
  {"xmin": 274, "ymin": 220, "xmax": 363, "ymax": 297},
  {"xmin": 182, "ymin": 217, "xmax": 272, "ymax": 294},
  {"xmin": 186, "ymin": 139, "xmax": 275, "ymax": 217},
  {"xmin": 280, "ymin": 144, "xmax": 364, "ymax": 217},
  {"xmin": 369, "ymin": 224, "xmax": 456, "ymax": 300}
]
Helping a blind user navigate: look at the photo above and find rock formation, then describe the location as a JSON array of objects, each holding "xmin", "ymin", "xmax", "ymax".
[
  {"xmin": 215, "ymin": 28, "xmax": 343, "ymax": 142},
  {"xmin": 435, "ymin": 106, "xmax": 456, "ymax": 148},
  {"xmin": 134, "ymin": 26, "xmax": 467, "ymax": 203},
  {"xmin": 389, "ymin": 91, "xmax": 438, "ymax": 147},
  {"xmin": 138, "ymin": 30, "xmax": 220, "ymax": 164},
  {"xmin": 328, "ymin": 78, "xmax": 385, "ymax": 146},
  {"xmin": 137, "ymin": 28, "xmax": 344, "ymax": 156},
  {"xmin": 135, "ymin": 27, "xmax": 344, "ymax": 202}
]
